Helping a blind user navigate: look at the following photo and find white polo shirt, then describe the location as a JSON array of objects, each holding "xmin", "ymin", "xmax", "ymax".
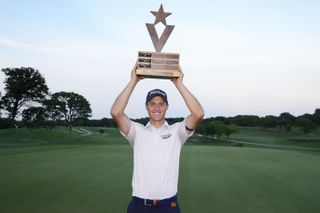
[{"xmin": 121, "ymin": 119, "xmax": 193, "ymax": 200}]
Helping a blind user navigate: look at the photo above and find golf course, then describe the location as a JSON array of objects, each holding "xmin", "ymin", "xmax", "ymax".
[{"xmin": 0, "ymin": 127, "xmax": 320, "ymax": 213}]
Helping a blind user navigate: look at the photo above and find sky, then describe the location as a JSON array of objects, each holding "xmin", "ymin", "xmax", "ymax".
[{"xmin": 0, "ymin": 0, "xmax": 319, "ymax": 119}]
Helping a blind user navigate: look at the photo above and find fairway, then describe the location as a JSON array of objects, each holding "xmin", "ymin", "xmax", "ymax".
[{"xmin": 1, "ymin": 128, "xmax": 320, "ymax": 213}]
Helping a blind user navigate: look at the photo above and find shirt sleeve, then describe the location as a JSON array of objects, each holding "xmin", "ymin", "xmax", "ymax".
[
  {"xmin": 119, "ymin": 120, "xmax": 136, "ymax": 146},
  {"xmin": 178, "ymin": 118, "xmax": 195, "ymax": 145}
]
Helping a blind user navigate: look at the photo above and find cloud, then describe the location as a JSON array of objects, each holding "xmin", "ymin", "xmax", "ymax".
[{"xmin": 0, "ymin": 37, "xmax": 61, "ymax": 55}]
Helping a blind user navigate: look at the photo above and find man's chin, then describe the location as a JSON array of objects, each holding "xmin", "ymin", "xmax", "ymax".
[{"xmin": 150, "ymin": 117, "xmax": 165, "ymax": 122}]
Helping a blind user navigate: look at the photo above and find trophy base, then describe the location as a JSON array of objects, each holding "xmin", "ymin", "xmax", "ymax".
[{"xmin": 136, "ymin": 51, "xmax": 180, "ymax": 79}]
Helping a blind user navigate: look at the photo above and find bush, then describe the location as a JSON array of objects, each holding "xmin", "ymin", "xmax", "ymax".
[{"xmin": 0, "ymin": 118, "xmax": 12, "ymax": 129}]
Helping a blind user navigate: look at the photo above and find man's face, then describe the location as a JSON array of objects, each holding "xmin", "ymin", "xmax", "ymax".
[{"xmin": 146, "ymin": 96, "xmax": 168, "ymax": 122}]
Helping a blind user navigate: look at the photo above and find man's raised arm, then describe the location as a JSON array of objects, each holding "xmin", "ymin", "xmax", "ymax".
[
  {"xmin": 110, "ymin": 64, "xmax": 141, "ymax": 135},
  {"xmin": 172, "ymin": 68, "xmax": 204, "ymax": 132}
]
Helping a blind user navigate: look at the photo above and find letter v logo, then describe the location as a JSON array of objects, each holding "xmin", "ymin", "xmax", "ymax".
[{"xmin": 146, "ymin": 23, "xmax": 175, "ymax": 52}]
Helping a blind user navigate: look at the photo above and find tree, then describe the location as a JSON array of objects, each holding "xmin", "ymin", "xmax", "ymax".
[
  {"xmin": 295, "ymin": 117, "xmax": 316, "ymax": 135},
  {"xmin": 43, "ymin": 98, "xmax": 64, "ymax": 122},
  {"xmin": 0, "ymin": 91, "xmax": 3, "ymax": 117},
  {"xmin": 225, "ymin": 123, "xmax": 240, "ymax": 138},
  {"xmin": 278, "ymin": 112, "xmax": 295, "ymax": 133},
  {"xmin": 230, "ymin": 115, "xmax": 260, "ymax": 127},
  {"xmin": 211, "ymin": 120, "xmax": 225, "ymax": 141},
  {"xmin": 300, "ymin": 113, "xmax": 315, "ymax": 123},
  {"xmin": 312, "ymin": 109, "xmax": 320, "ymax": 126},
  {"xmin": 196, "ymin": 122, "xmax": 207, "ymax": 137},
  {"xmin": 22, "ymin": 106, "xmax": 47, "ymax": 127},
  {"xmin": 0, "ymin": 92, "xmax": 12, "ymax": 129},
  {"xmin": 1, "ymin": 67, "xmax": 49, "ymax": 124},
  {"xmin": 206, "ymin": 121, "xmax": 216, "ymax": 139},
  {"xmin": 49, "ymin": 92, "xmax": 92, "ymax": 133},
  {"xmin": 261, "ymin": 115, "xmax": 278, "ymax": 129}
]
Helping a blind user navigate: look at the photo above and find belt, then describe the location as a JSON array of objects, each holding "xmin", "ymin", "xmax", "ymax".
[{"xmin": 132, "ymin": 195, "xmax": 178, "ymax": 208}]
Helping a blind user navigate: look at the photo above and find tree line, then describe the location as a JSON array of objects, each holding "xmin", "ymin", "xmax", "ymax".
[
  {"xmin": 197, "ymin": 110, "xmax": 320, "ymax": 138},
  {"xmin": 0, "ymin": 67, "xmax": 92, "ymax": 132},
  {"xmin": 1, "ymin": 67, "xmax": 319, "ymax": 136}
]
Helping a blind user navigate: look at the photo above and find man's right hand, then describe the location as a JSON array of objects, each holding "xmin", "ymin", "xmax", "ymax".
[{"xmin": 131, "ymin": 61, "xmax": 143, "ymax": 83}]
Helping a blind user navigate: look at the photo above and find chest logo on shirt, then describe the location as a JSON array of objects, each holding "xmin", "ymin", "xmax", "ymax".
[{"xmin": 160, "ymin": 133, "xmax": 172, "ymax": 139}]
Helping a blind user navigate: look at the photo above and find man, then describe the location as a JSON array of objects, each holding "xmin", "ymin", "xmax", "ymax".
[{"xmin": 110, "ymin": 64, "xmax": 204, "ymax": 213}]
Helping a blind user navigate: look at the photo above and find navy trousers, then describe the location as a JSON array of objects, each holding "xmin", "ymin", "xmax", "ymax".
[{"xmin": 127, "ymin": 195, "xmax": 181, "ymax": 213}]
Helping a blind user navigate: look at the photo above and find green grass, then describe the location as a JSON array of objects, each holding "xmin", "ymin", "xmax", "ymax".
[
  {"xmin": 1, "ymin": 127, "xmax": 320, "ymax": 213},
  {"xmin": 191, "ymin": 127, "xmax": 320, "ymax": 154},
  {"xmin": 0, "ymin": 144, "xmax": 132, "ymax": 213},
  {"xmin": 230, "ymin": 127, "xmax": 320, "ymax": 147},
  {"xmin": 0, "ymin": 127, "xmax": 125, "ymax": 145},
  {"xmin": 180, "ymin": 146, "xmax": 320, "ymax": 213}
]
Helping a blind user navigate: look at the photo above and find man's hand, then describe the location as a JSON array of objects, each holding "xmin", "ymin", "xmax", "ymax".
[
  {"xmin": 131, "ymin": 61, "xmax": 143, "ymax": 83},
  {"xmin": 171, "ymin": 66, "xmax": 184, "ymax": 86}
]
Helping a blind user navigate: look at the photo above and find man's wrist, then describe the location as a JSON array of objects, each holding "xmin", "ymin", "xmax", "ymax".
[
  {"xmin": 186, "ymin": 126, "xmax": 195, "ymax": 132},
  {"xmin": 174, "ymin": 80, "xmax": 184, "ymax": 88},
  {"xmin": 130, "ymin": 77, "xmax": 139, "ymax": 85}
]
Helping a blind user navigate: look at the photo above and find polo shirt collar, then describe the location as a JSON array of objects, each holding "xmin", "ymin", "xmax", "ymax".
[{"xmin": 146, "ymin": 120, "xmax": 169, "ymax": 129}]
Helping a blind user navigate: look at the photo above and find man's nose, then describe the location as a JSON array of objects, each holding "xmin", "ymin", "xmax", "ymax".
[{"xmin": 155, "ymin": 104, "xmax": 161, "ymax": 109}]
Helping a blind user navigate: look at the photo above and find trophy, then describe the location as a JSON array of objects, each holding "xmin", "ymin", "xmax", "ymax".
[{"xmin": 136, "ymin": 4, "xmax": 180, "ymax": 79}]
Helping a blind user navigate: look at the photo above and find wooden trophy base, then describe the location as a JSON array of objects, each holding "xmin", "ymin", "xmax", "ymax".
[{"xmin": 136, "ymin": 51, "xmax": 180, "ymax": 79}]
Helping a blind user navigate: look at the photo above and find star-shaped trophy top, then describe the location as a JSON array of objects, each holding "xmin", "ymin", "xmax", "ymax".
[
  {"xmin": 146, "ymin": 4, "xmax": 175, "ymax": 52},
  {"xmin": 151, "ymin": 4, "xmax": 171, "ymax": 26}
]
